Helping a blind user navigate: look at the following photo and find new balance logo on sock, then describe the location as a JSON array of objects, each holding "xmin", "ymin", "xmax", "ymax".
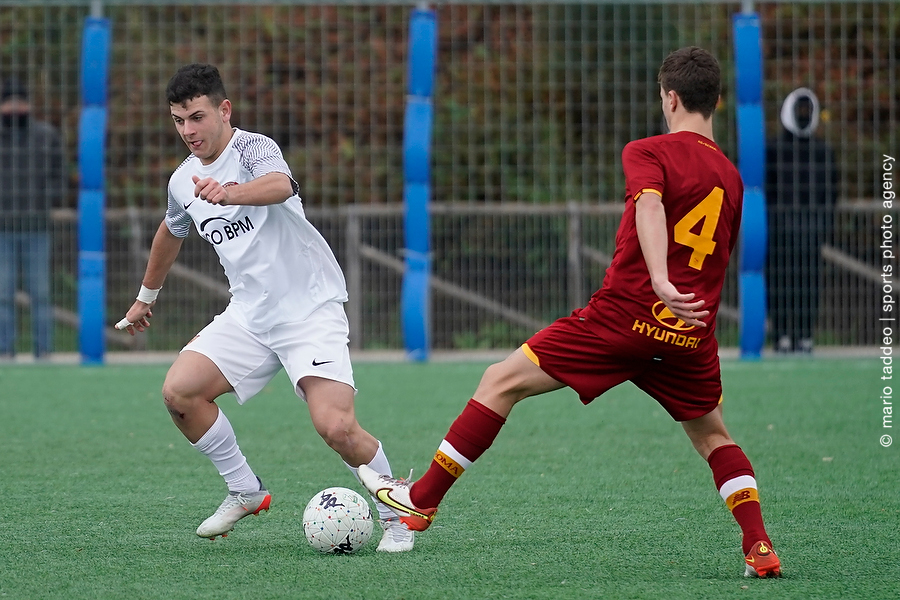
[{"xmin": 726, "ymin": 487, "xmax": 759, "ymax": 510}]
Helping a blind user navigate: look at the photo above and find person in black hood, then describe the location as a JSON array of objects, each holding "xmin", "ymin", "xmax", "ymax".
[
  {"xmin": 0, "ymin": 76, "xmax": 66, "ymax": 359},
  {"xmin": 765, "ymin": 87, "xmax": 838, "ymax": 354}
]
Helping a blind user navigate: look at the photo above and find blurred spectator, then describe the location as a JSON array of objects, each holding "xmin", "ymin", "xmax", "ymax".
[
  {"xmin": 0, "ymin": 77, "xmax": 65, "ymax": 359},
  {"xmin": 765, "ymin": 87, "xmax": 838, "ymax": 354}
]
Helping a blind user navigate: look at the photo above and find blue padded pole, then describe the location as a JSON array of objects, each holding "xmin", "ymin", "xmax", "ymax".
[
  {"xmin": 733, "ymin": 11, "xmax": 767, "ymax": 359},
  {"xmin": 78, "ymin": 17, "xmax": 110, "ymax": 364},
  {"xmin": 401, "ymin": 6, "xmax": 436, "ymax": 362}
]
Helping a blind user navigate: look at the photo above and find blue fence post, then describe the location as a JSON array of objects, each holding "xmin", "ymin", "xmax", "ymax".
[
  {"xmin": 401, "ymin": 6, "xmax": 437, "ymax": 362},
  {"xmin": 78, "ymin": 17, "xmax": 111, "ymax": 364},
  {"xmin": 733, "ymin": 11, "xmax": 767, "ymax": 360}
]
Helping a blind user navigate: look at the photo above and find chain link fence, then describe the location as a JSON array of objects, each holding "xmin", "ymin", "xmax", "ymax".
[{"xmin": 0, "ymin": 1, "xmax": 895, "ymax": 356}]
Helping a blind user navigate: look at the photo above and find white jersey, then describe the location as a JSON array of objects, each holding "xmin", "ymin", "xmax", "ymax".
[{"xmin": 165, "ymin": 128, "xmax": 347, "ymax": 333}]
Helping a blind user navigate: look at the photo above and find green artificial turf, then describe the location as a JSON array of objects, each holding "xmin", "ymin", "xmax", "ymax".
[{"xmin": 0, "ymin": 357, "xmax": 896, "ymax": 599}]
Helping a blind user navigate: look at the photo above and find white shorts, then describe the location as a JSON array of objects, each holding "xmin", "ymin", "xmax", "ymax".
[{"xmin": 181, "ymin": 301, "xmax": 356, "ymax": 404}]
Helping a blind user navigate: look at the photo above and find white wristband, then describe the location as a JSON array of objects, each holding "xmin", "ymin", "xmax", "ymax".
[{"xmin": 136, "ymin": 285, "xmax": 161, "ymax": 304}]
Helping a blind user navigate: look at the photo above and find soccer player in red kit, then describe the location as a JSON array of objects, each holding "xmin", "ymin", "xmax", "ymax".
[{"xmin": 359, "ymin": 46, "xmax": 781, "ymax": 578}]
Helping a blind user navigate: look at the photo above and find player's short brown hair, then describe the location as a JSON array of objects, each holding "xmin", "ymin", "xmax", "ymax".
[
  {"xmin": 166, "ymin": 63, "xmax": 227, "ymax": 108},
  {"xmin": 658, "ymin": 47, "xmax": 720, "ymax": 119}
]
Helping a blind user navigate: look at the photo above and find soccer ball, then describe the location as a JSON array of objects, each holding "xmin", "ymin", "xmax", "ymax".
[{"xmin": 302, "ymin": 487, "xmax": 374, "ymax": 554}]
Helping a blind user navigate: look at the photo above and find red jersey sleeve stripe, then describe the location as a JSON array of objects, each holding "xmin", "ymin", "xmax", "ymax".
[{"xmin": 633, "ymin": 188, "xmax": 662, "ymax": 201}]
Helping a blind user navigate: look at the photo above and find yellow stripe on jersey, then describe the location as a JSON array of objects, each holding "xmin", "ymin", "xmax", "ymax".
[
  {"xmin": 726, "ymin": 487, "xmax": 759, "ymax": 511},
  {"xmin": 634, "ymin": 188, "xmax": 662, "ymax": 201},
  {"xmin": 521, "ymin": 343, "xmax": 540, "ymax": 366},
  {"xmin": 718, "ymin": 394, "xmax": 724, "ymax": 405},
  {"xmin": 434, "ymin": 450, "xmax": 465, "ymax": 478}
]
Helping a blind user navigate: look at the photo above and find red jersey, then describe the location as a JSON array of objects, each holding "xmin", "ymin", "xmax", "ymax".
[{"xmin": 586, "ymin": 131, "xmax": 744, "ymax": 350}]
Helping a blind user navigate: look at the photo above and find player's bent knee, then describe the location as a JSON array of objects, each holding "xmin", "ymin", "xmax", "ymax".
[
  {"xmin": 480, "ymin": 359, "xmax": 540, "ymax": 400},
  {"xmin": 685, "ymin": 432, "xmax": 734, "ymax": 460},
  {"xmin": 161, "ymin": 375, "xmax": 190, "ymax": 402},
  {"xmin": 317, "ymin": 423, "xmax": 356, "ymax": 452},
  {"xmin": 161, "ymin": 379, "xmax": 211, "ymax": 413},
  {"xmin": 310, "ymin": 410, "xmax": 356, "ymax": 447},
  {"xmin": 162, "ymin": 386, "xmax": 190, "ymax": 415},
  {"xmin": 480, "ymin": 361, "xmax": 519, "ymax": 391}
]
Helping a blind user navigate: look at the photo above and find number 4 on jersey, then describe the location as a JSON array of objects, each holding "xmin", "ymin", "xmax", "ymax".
[{"xmin": 673, "ymin": 186, "xmax": 724, "ymax": 270}]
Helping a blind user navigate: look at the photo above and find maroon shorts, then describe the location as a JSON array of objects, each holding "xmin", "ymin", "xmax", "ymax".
[{"xmin": 523, "ymin": 307, "xmax": 722, "ymax": 421}]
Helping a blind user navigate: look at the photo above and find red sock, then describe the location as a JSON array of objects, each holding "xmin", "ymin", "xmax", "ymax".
[
  {"xmin": 410, "ymin": 399, "xmax": 506, "ymax": 509},
  {"xmin": 707, "ymin": 444, "xmax": 771, "ymax": 555}
]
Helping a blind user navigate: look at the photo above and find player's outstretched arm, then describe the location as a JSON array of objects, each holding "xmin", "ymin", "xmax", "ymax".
[
  {"xmin": 116, "ymin": 221, "xmax": 184, "ymax": 335},
  {"xmin": 635, "ymin": 191, "xmax": 710, "ymax": 328},
  {"xmin": 191, "ymin": 172, "xmax": 293, "ymax": 207}
]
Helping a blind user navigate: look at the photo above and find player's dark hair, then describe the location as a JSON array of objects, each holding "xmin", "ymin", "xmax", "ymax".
[
  {"xmin": 658, "ymin": 47, "xmax": 720, "ymax": 119},
  {"xmin": 166, "ymin": 63, "xmax": 227, "ymax": 107}
]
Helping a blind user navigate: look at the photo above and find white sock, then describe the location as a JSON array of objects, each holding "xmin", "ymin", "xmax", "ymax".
[
  {"xmin": 345, "ymin": 440, "xmax": 395, "ymax": 521},
  {"xmin": 192, "ymin": 408, "xmax": 259, "ymax": 493}
]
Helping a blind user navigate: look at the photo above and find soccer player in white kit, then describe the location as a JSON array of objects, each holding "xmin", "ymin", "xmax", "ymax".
[{"xmin": 117, "ymin": 63, "xmax": 413, "ymax": 552}]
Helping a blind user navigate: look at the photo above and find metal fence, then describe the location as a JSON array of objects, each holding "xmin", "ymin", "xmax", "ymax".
[{"xmin": 0, "ymin": 2, "xmax": 896, "ymax": 356}]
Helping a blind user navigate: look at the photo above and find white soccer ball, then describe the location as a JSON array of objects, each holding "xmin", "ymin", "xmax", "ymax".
[{"xmin": 302, "ymin": 487, "xmax": 374, "ymax": 554}]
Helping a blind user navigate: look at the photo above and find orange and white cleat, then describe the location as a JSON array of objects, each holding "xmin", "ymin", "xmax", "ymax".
[
  {"xmin": 744, "ymin": 540, "xmax": 782, "ymax": 578},
  {"xmin": 376, "ymin": 517, "xmax": 416, "ymax": 552},
  {"xmin": 357, "ymin": 464, "xmax": 437, "ymax": 532},
  {"xmin": 196, "ymin": 478, "xmax": 271, "ymax": 539}
]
